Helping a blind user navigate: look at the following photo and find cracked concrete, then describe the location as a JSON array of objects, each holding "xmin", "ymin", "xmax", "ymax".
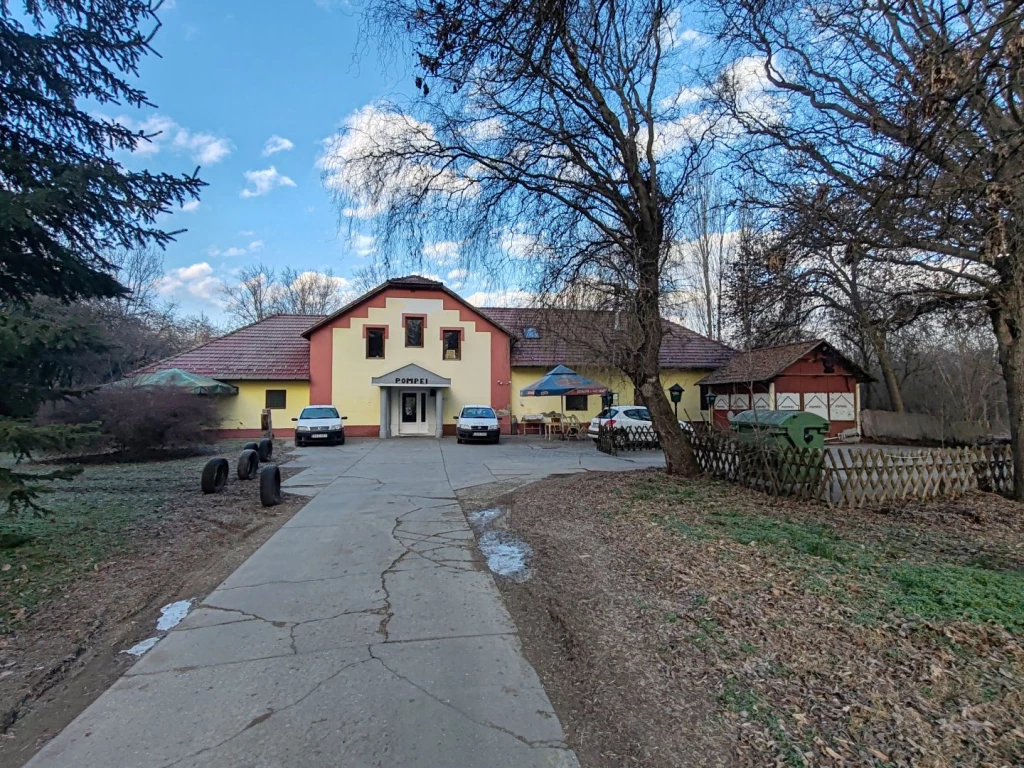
[{"xmin": 27, "ymin": 437, "xmax": 662, "ymax": 768}]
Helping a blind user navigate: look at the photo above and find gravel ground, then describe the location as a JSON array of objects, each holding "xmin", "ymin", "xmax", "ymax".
[
  {"xmin": 0, "ymin": 440, "xmax": 305, "ymax": 766},
  {"xmin": 467, "ymin": 470, "xmax": 1024, "ymax": 768}
]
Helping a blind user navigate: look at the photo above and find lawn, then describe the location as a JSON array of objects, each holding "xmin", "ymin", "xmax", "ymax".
[
  {"xmin": 0, "ymin": 441, "xmax": 304, "ymax": 761},
  {"xmin": 487, "ymin": 470, "xmax": 1024, "ymax": 768}
]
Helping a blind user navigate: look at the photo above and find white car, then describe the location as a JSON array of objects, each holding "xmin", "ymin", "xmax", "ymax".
[
  {"xmin": 455, "ymin": 405, "xmax": 501, "ymax": 444},
  {"xmin": 292, "ymin": 405, "xmax": 347, "ymax": 446},
  {"xmin": 588, "ymin": 405, "xmax": 693, "ymax": 440}
]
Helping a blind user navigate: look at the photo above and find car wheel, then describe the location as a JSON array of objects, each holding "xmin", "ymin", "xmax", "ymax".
[
  {"xmin": 492, "ymin": 437, "xmax": 500, "ymax": 445},
  {"xmin": 294, "ymin": 439, "xmax": 304, "ymax": 448},
  {"xmin": 337, "ymin": 433, "xmax": 346, "ymax": 446},
  {"xmin": 457, "ymin": 437, "xmax": 463, "ymax": 444}
]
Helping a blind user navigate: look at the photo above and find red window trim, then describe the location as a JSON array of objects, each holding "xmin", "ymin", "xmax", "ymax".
[
  {"xmin": 440, "ymin": 327, "xmax": 463, "ymax": 361},
  {"xmin": 402, "ymin": 314, "xmax": 426, "ymax": 347},
  {"xmin": 401, "ymin": 313, "xmax": 427, "ymax": 329},
  {"xmin": 364, "ymin": 325, "xmax": 388, "ymax": 359}
]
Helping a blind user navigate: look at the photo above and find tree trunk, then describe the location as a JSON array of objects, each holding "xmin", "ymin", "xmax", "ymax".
[
  {"xmin": 867, "ymin": 331, "xmax": 905, "ymax": 413},
  {"xmin": 989, "ymin": 285, "xmax": 1024, "ymax": 500},
  {"xmin": 631, "ymin": 273, "xmax": 700, "ymax": 477}
]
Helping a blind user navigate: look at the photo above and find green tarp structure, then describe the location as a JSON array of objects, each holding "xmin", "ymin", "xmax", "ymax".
[{"xmin": 114, "ymin": 368, "xmax": 238, "ymax": 396}]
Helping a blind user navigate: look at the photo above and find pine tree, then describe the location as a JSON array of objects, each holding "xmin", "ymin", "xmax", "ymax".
[{"xmin": 0, "ymin": 1, "xmax": 204, "ymax": 512}]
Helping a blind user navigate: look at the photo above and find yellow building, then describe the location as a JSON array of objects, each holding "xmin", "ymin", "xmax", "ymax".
[{"xmin": 138, "ymin": 276, "xmax": 736, "ymax": 437}]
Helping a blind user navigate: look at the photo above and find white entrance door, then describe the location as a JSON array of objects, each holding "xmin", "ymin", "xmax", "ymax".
[{"xmin": 398, "ymin": 390, "xmax": 429, "ymax": 435}]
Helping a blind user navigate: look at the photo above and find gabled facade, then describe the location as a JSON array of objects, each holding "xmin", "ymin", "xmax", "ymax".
[
  {"xmin": 302, "ymin": 276, "xmax": 511, "ymax": 437},
  {"xmin": 698, "ymin": 339, "xmax": 871, "ymax": 437}
]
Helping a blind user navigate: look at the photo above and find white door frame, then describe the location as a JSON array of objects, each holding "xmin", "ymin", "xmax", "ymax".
[{"xmin": 398, "ymin": 389, "xmax": 429, "ymax": 436}]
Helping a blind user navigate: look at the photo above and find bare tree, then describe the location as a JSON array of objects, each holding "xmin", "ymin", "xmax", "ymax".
[
  {"xmin": 275, "ymin": 268, "xmax": 349, "ymax": 315},
  {"xmin": 711, "ymin": 0, "xmax": 1024, "ymax": 495},
  {"xmin": 327, "ymin": 0, "xmax": 711, "ymax": 475},
  {"xmin": 221, "ymin": 263, "xmax": 278, "ymax": 326},
  {"xmin": 108, "ymin": 246, "xmax": 163, "ymax": 319},
  {"xmin": 681, "ymin": 171, "xmax": 732, "ymax": 340}
]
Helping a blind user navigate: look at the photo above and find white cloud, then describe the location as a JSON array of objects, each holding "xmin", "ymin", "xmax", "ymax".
[
  {"xmin": 447, "ymin": 268, "xmax": 468, "ymax": 280},
  {"xmin": 156, "ymin": 262, "xmax": 223, "ymax": 301},
  {"xmin": 173, "ymin": 130, "xmax": 233, "ymax": 165},
  {"xmin": 465, "ymin": 290, "xmax": 535, "ymax": 307},
  {"xmin": 500, "ymin": 230, "xmax": 540, "ymax": 259},
  {"xmin": 207, "ymin": 239, "xmax": 265, "ymax": 258},
  {"xmin": 239, "ymin": 230, "xmax": 255, "ymax": 236},
  {"xmin": 111, "ymin": 113, "xmax": 233, "ymax": 165},
  {"xmin": 320, "ymin": 104, "xmax": 475, "ymax": 219},
  {"xmin": 180, "ymin": 200, "xmax": 201, "ymax": 213},
  {"xmin": 422, "ymin": 240, "xmax": 462, "ymax": 264},
  {"xmin": 658, "ymin": 9, "xmax": 705, "ymax": 49},
  {"xmin": 349, "ymin": 233, "xmax": 376, "ymax": 257},
  {"xmin": 262, "ymin": 135, "xmax": 295, "ymax": 156},
  {"xmin": 241, "ymin": 166, "xmax": 297, "ymax": 198}
]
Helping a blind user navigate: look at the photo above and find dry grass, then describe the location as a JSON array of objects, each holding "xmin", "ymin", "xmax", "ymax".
[
  {"xmin": 484, "ymin": 470, "xmax": 1024, "ymax": 768},
  {"xmin": 0, "ymin": 440, "xmax": 305, "ymax": 763}
]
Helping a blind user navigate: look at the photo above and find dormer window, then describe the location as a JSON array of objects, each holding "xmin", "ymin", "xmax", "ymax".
[{"xmin": 523, "ymin": 327, "xmax": 540, "ymax": 339}]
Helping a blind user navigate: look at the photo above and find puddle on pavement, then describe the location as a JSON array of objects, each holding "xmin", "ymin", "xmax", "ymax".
[
  {"xmin": 467, "ymin": 506, "xmax": 507, "ymax": 532},
  {"xmin": 124, "ymin": 637, "xmax": 161, "ymax": 657},
  {"xmin": 122, "ymin": 599, "xmax": 194, "ymax": 657},
  {"xmin": 478, "ymin": 530, "xmax": 531, "ymax": 582},
  {"xmin": 468, "ymin": 507, "xmax": 531, "ymax": 581}
]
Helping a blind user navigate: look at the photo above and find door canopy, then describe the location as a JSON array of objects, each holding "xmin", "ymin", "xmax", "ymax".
[{"xmin": 371, "ymin": 363, "xmax": 452, "ymax": 388}]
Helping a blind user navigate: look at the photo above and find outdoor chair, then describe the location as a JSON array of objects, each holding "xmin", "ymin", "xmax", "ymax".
[{"xmin": 564, "ymin": 414, "xmax": 583, "ymax": 440}]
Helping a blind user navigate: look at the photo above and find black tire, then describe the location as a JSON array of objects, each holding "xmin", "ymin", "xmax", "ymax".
[
  {"xmin": 243, "ymin": 441, "xmax": 259, "ymax": 452},
  {"xmin": 201, "ymin": 458, "xmax": 229, "ymax": 494},
  {"xmin": 457, "ymin": 437, "xmax": 464, "ymax": 444},
  {"xmin": 294, "ymin": 439, "xmax": 304, "ymax": 448},
  {"xmin": 260, "ymin": 464, "xmax": 281, "ymax": 507},
  {"xmin": 258, "ymin": 437, "xmax": 273, "ymax": 462},
  {"xmin": 337, "ymin": 432, "xmax": 346, "ymax": 446},
  {"xmin": 492, "ymin": 437, "xmax": 500, "ymax": 445},
  {"xmin": 237, "ymin": 449, "xmax": 259, "ymax": 480}
]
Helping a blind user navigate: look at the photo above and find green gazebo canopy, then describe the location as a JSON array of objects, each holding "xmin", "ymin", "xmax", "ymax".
[{"xmin": 116, "ymin": 368, "xmax": 238, "ymax": 396}]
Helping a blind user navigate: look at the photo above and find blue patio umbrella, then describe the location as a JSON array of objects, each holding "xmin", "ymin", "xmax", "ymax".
[{"xmin": 519, "ymin": 365, "xmax": 608, "ymax": 415}]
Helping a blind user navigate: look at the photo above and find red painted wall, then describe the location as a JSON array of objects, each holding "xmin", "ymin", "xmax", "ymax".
[{"xmin": 708, "ymin": 351, "xmax": 859, "ymax": 436}]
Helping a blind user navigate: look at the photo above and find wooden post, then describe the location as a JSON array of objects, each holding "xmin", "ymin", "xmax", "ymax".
[{"xmin": 261, "ymin": 408, "xmax": 273, "ymax": 440}]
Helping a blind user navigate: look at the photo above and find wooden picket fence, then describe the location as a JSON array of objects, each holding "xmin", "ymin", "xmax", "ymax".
[{"xmin": 683, "ymin": 431, "xmax": 1014, "ymax": 507}]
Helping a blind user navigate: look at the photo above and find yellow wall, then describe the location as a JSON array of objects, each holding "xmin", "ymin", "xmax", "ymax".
[
  {"xmin": 332, "ymin": 297, "xmax": 494, "ymax": 427},
  {"xmin": 219, "ymin": 380, "xmax": 310, "ymax": 430},
  {"xmin": 509, "ymin": 366, "xmax": 711, "ymax": 423}
]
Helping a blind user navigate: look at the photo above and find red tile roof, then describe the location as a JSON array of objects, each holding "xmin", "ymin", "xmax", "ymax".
[
  {"xmin": 479, "ymin": 308, "xmax": 736, "ymax": 370},
  {"xmin": 697, "ymin": 339, "xmax": 870, "ymax": 384},
  {"xmin": 136, "ymin": 314, "xmax": 324, "ymax": 380}
]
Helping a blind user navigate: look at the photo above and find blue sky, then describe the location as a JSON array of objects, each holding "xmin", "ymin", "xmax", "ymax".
[{"xmin": 117, "ymin": 0, "xmax": 410, "ymax": 320}]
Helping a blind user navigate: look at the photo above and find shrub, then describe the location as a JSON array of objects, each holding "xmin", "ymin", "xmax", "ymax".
[{"xmin": 52, "ymin": 386, "xmax": 220, "ymax": 455}]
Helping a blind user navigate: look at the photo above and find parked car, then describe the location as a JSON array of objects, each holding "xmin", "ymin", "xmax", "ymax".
[
  {"xmin": 455, "ymin": 405, "xmax": 501, "ymax": 444},
  {"xmin": 293, "ymin": 405, "xmax": 347, "ymax": 446},
  {"xmin": 588, "ymin": 406, "xmax": 693, "ymax": 441}
]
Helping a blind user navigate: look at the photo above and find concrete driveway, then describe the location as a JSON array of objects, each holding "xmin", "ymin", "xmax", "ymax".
[{"xmin": 27, "ymin": 438, "xmax": 663, "ymax": 768}]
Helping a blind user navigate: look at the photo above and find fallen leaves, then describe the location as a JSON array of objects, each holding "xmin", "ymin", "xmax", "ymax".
[{"xmin": 493, "ymin": 469, "xmax": 1024, "ymax": 768}]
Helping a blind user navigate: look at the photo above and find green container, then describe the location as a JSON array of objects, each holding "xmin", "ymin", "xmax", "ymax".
[{"xmin": 729, "ymin": 409, "xmax": 830, "ymax": 449}]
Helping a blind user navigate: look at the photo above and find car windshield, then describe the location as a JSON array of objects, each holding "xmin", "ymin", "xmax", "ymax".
[
  {"xmin": 461, "ymin": 407, "xmax": 495, "ymax": 419},
  {"xmin": 300, "ymin": 407, "xmax": 339, "ymax": 419}
]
